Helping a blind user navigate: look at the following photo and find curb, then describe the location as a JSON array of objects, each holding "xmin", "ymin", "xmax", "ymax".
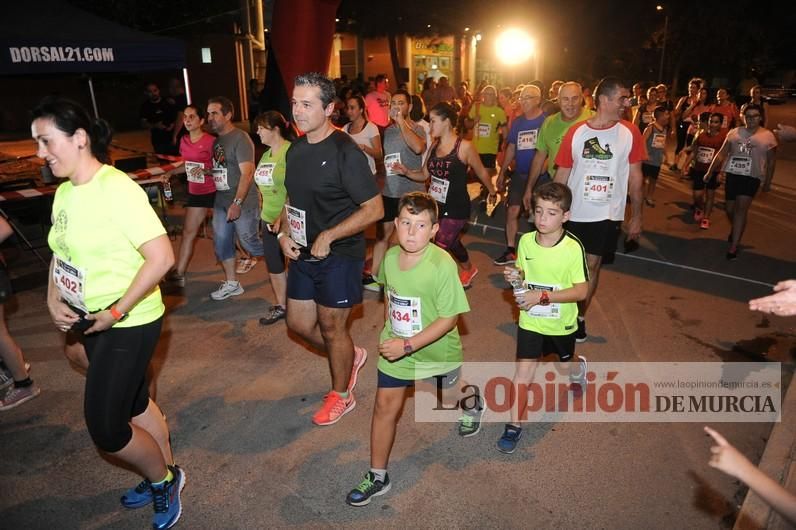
[{"xmin": 734, "ymin": 370, "xmax": 796, "ymax": 529}]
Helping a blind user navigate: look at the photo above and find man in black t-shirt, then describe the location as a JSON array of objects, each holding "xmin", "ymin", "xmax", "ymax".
[
  {"xmin": 278, "ymin": 72, "xmax": 383, "ymax": 427},
  {"xmin": 139, "ymin": 83, "xmax": 179, "ymax": 156}
]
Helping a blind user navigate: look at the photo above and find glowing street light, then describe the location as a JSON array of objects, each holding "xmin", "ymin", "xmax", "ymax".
[{"xmin": 495, "ymin": 28, "xmax": 534, "ymax": 66}]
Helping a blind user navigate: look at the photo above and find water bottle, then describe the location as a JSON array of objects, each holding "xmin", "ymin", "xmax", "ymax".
[{"xmin": 163, "ymin": 179, "xmax": 173, "ymax": 201}]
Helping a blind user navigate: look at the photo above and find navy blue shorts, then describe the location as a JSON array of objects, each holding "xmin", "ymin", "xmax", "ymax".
[
  {"xmin": 287, "ymin": 253, "xmax": 364, "ymax": 308},
  {"xmin": 377, "ymin": 367, "xmax": 461, "ymax": 388}
]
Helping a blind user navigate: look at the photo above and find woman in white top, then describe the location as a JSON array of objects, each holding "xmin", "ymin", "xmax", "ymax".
[{"xmin": 343, "ymin": 95, "xmax": 382, "ymax": 175}]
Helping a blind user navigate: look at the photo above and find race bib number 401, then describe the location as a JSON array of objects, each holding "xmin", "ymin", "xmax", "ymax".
[{"xmin": 583, "ymin": 175, "xmax": 614, "ymax": 203}]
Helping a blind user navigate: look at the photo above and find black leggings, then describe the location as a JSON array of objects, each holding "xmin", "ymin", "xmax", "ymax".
[
  {"xmin": 83, "ymin": 318, "xmax": 163, "ymax": 453},
  {"xmin": 261, "ymin": 227, "xmax": 286, "ymax": 274},
  {"xmin": 675, "ymin": 121, "xmax": 689, "ymax": 155}
]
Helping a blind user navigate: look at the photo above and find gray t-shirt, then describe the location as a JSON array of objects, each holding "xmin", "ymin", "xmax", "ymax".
[
  {"xmin": 212, "ymin": 127, "xmax": 256, "ymax": 208},
  {"xmin": 382, "ymin": 122, "xmax": 426, "ymax": 198}
]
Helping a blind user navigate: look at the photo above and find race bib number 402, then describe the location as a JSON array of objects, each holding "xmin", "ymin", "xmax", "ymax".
[{"xmin": 53, "ymin": 256, "xmax": 87, "ymax": 311}]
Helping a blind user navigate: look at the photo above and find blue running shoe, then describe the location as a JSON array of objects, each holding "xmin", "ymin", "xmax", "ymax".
[
  {"xmin": 121, "ymin": 478, "xmax": 153, "ymax": 509},
  {"xmin": 496, "ymin": 424, "xmax": 523, "ymax": 454},
  {"xmin": 151, "ymin": 465, "xmax": 185, "ymax": 529},
  {"xmin": 346, "ymin": 471, "xmax": 391, "ymax": 506}
]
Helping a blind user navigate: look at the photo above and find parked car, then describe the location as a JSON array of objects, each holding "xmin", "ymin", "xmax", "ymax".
[{"xmin": 759, "ymin": 85, "xmax": 789, "ymax": 104}]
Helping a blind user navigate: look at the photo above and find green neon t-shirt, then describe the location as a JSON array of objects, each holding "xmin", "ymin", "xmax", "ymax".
[
  {"xmin": 48, "ymin": 164, "xmax": 166, "ymax": 327},
  {"xmin": 255, "ymin": 140, "xmax": 290, "ymax": 223},
  {"xmin": 536, "ymin": 108, "xmax": 593, "ymax": 177},
  {"xmin": 516, "ymin": 230, "xmax": 588, "ymax": 335},
  {"xmin": 468, "ymin": 104, "xmax": 507, "ymax": 155},
  {"xmin": 376, "ymin": 244, "xmax": 470, "ymax": 380}
]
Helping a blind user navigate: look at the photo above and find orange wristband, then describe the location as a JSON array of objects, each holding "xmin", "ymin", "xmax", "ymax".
[{"xmin": 110, "ymin": 305, "xmax": 125, "ymax": 320}]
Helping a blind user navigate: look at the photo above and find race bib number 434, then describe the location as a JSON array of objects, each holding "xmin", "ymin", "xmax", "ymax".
[{"xmin": 389, "ymin": 292, "xmax": 422, "ymax": 337}]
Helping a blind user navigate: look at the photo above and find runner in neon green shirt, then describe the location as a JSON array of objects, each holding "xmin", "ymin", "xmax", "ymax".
[
  {"xmin": 253, "ymin": 111, "xmax": 293, "ymax": 324},
  {"xmin": 523, "ymin": 82, "xmax": 593, "ymax": 210},
  {"xmin": 497, "ymin": 182, "xmax": 589, "ymax": 454},
  {"xmin": 36, "ymin": 97, "xmax": 183, "ymax": 529},
  {"xmin": 346, "ymin": 192, "xmax": 481, "ymax": 508}
]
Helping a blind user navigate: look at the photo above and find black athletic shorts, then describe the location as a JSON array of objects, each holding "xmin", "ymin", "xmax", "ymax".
[
  {"xmin": 479, "ymin": 153, "xmax": 497, "ymax": 169},
  {"xmin": 689, "ymin": 168, "xmax": 719, "ymax": 191},
  {"xmin": 565, "ymin": 220, "xmax": 621, "ymax": 261},
  {"xmin": 642, "ymin": 163, "xmax": 662, "ymax": 180},
  {"xmin": 380, "ymin": 195, "xmax": 401, "ymax": 223},
  {"xmin": 725, "ymin": 173, "xmax": 761, "ymax": 200},
  {"xmin": 516, "ymin": 327, "xmax": 576, "ymax": 362},
  {"xmin": 186, "ymin": 191, "xmax": 215, "ymax": 208}
]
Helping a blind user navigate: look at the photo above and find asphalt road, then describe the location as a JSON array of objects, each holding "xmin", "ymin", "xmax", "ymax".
[{"xmin": 1, "ymin": 103, "xmax": 795, "ymax": 529}]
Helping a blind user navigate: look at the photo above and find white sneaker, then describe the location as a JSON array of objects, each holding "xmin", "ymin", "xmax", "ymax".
[{"xmin": 210, "ymin": 281, "xmax": 244, "ymax": 301}]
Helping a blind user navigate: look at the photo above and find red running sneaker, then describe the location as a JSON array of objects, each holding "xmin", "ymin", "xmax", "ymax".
[{"xmin": 312, "ymin": 391, "xmax": 356, "ymax": 426}]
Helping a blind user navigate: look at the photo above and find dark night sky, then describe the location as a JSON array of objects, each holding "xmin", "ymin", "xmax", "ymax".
[{"xmin": 72, "ymin": 0, "xmax": 795, "ymax": 89}]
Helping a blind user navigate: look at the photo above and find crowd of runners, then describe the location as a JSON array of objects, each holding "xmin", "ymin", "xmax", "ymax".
[{"xmin": 0, "ymin": 70, "xmax": 792, "ymax": 528}]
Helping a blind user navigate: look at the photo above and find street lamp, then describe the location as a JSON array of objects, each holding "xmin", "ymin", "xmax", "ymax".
[
  {"xmin": 657, "ymin": 5, "xmax": 668, "ymax": 83},
  {"xmin": 495, "ymin": 28, "xmax": 534, "ymax": 66}
]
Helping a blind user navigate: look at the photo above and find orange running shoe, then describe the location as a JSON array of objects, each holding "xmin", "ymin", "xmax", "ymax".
[{"xmin": 312, "ymin": 391, "xmax": 356, "ymax": 426}]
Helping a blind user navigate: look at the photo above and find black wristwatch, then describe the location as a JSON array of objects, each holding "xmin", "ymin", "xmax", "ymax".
[{"xmin": 403, "ymin": 339, "xmax": 413, "ymax": 355}]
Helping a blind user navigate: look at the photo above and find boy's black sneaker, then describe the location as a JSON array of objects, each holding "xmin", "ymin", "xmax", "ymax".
[
  {"xmin": 575, "ymin": 318, "xmax": 587, "ymax": 343},
  {"xmin": 346, "ymin": 471, "xmax": 391, "ymax": 506}
]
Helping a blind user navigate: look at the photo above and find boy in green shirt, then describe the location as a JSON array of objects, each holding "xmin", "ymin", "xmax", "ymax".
[
  {"xmin": 497, "ymin": 182, "xmax": 589, "ymax": 453},
  {"xmin": 345, "ymin": 192, "xmax": 479, "ymax": 506}
]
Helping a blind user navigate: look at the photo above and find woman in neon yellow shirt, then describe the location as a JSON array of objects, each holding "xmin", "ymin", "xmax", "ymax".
[
  {"xmin": 33, "ymin": 97, "xmax": 184, "ymax": 529},
  {"xmin": 253, "ymin": 111, "xmax": 294, "ymax": 324}
]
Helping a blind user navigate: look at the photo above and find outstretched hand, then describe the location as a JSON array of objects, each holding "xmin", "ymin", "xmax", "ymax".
[{"xmin": 749, "ymin": 280, "xmax": 796, "ymax": 316}]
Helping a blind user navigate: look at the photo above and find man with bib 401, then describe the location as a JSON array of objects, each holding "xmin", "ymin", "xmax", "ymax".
[
  {"xmin": 279, "ymin": 73, "xmax": 384, "ymax": 426},
  {"xmin": 554, "ymin": 77, "xmax": 647, "ymax": 343}
]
